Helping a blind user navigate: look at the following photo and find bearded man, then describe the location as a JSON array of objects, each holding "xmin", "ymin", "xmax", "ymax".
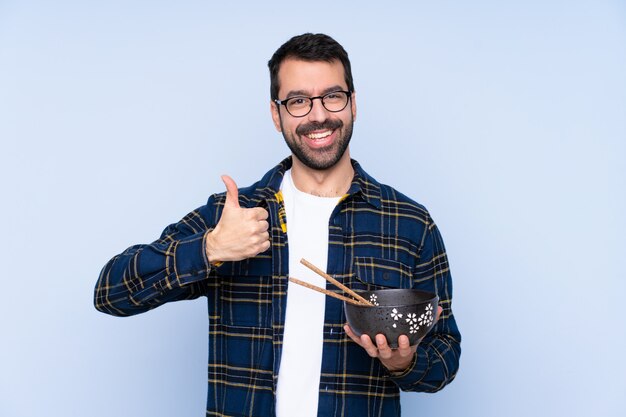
[{"xmin": 94, "ymin": 33, "xmax": 461, "ymax": 417}]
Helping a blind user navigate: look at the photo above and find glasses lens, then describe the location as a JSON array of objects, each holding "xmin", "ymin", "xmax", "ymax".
[
  {"xmin": 283, "ymin": 91, "xmax": 350, "ymax": 117},
  {"xmin": 322, "ymin": 91, "xmax": 349, "ymax": 112},
  {"xmin": 286, "ymin": 97, "xmax": 311, "ymax": 117}
]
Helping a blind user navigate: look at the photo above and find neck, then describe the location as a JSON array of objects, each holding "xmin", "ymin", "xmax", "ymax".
[{"xmin": 290, "ymin": 151, "xmax": 354, "ymax": 198}]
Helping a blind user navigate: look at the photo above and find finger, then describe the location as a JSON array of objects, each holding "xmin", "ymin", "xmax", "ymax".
[
  {"xmin": 397, "ymin": 335, "xmax": 413, "ymax": 357},
  {"xmin": 375, "ymin": 334, "xmax": 392, "ymax": 359},
  {"xmin": 343, "ymin": 325, "xmax": 364, "ymax": 346},
  {"xmin": 221, "ymin": 175, "xmax": 240, "ymax": 208},
  {"xmin": 435, "ymin": 305, "xmax": 443, "ymax": 323},
  {"xmin": 258, "ymin": 220, "xmax": 269, "ymax": 232},
  {"xmin": 248, "ymin": 238, "xmax": 271, "ymax": 258},
  {"xmin": 356, "ymin": 333, "xmax": 379, "ymax": 358},
  {"xmin": 344, "ymin": 326, "xmax": 379, "ymax": 358},
  {"xmin": 252, "ymin": 207, "xmax": 269, "ymax": 220},
  {"xmin": 251, "ymin": 222, "xmax": 269, "ymax": 235},
  {"xmin": 259, "ymin": 239, "xmax": 271, "ymax": 253}
]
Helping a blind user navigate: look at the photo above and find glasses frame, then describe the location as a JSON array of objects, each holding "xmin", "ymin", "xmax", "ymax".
[{"xmin": 274, "ymin": 90, "xmax": 352, "ymax": 118}]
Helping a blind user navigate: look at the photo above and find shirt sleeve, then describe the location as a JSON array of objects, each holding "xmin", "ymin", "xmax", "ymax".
[
  {"xmin": 389, "ymin": 218, "xmax": 462, "ymax": 392},
  {"xmin": 93, "ymin": 196, "xmax": 219, "ymax": 317}
]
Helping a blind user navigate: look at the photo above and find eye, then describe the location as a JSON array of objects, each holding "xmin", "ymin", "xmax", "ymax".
[
  {"xmin": 288, "ymin": 97, "xmax": 308, "ymax": 106},
  {"xmin": 324, "ymin": 91, "xmax": 346, "ymax": 103}
]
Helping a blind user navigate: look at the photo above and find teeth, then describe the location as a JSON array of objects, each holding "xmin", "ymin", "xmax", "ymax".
[{"xmin": 306, "ymin": 130, "xmax": 332, "ymax": 139}]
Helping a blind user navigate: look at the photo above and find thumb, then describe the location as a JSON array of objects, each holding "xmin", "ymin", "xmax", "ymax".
[{"xmin": 221, "ymin": 175, "xmax": 240, "ymax": 208}]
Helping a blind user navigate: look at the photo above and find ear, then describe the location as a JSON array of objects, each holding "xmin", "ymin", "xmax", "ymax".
[
  {"xmin": 270, "ymin": 100, "xmax": 282, "ymax": 132},
  {"xmin": 350, "ymin": 91, "xmax": 357, "ymax": 122}
]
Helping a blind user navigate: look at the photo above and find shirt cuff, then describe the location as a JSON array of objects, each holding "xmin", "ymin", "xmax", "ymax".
[
  {"xmin": 387, "ymin": 345, "xmax": 430, "ymax": 387},
  {"xmin": 171, "ymin": 231, "xmax": 212, "ymax": 286}
]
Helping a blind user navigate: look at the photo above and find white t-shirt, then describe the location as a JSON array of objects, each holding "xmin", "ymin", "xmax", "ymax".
[{"xmin": 275, "ymin": 170, "xmax": 340, "ymax": 417}]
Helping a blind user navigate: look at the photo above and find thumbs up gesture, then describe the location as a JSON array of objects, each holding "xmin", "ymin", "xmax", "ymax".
[{"xmin": 205, "ymin": 175, "xmax": 271, "ymax": 263}]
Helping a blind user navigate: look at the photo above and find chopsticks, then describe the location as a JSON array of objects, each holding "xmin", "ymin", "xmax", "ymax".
[
  {"xmin": 300, "ymin": 258, "xmax": 374, "ymax": 306},
  {"xmin": 288, "ymin": 277, "xmax": 365, "ymax": 306},
  {"xmin": 287, "ymin": 258, "xmax": 374, "ymax": 307}
]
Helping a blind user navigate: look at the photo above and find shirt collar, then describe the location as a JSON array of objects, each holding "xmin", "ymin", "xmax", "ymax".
[{"xmin": 252, "ymin": 156, "xmax": 381, "ymax": 209}]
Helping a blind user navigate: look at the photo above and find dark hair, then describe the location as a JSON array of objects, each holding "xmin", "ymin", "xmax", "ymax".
[{"xmin": 268, "ymin": 33, "xmax": 354, "ymax": 100}]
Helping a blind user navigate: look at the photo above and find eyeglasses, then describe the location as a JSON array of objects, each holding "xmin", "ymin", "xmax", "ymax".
[{"xmin": 274, "ymin": 90, "xmax": 352, "ymax": 117}]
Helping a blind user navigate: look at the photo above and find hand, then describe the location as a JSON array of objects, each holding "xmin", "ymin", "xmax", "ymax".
[
  {"xmin": 344, "ymin": 305, "xmax": 443, "ymax": 372},
  {"xmin": 205, "ymin": 175, "xmax": 270, "ymax": 263}
]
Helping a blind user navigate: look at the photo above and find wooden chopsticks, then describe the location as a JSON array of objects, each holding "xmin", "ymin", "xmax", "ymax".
[
  {"xmin": 288, "ymin": 258, "xmax": 374, "ymax": 307},
  {"xmin": 288, "ymin": 277, "xmax": 365, "ymax": 306},
  {"xmin": 300, "ymin": 258, "xmax": 373, "ymax": 306}
]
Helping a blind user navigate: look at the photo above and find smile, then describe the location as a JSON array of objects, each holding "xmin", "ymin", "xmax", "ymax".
[{"xmin": 306, "ymin": 130, "xmax": 333, "ymax": 140}]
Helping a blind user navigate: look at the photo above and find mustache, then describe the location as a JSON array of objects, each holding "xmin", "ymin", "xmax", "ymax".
[{"xmin": 296, "ymin": 119, "xmax": 343, "ymax": 136}]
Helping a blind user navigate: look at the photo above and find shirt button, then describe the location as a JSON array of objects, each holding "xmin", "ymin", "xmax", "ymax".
[{"xmin": 383, "ymin": 272, "xmax": 390, "ymax": 280}]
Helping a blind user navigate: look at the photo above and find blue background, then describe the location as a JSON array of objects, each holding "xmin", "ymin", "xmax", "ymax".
[{"xmin": 1, "ymin": 1, "xmax": 624, "ymax": 416}]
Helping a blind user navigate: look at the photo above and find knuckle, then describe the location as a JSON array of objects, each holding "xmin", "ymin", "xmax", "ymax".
[
  {"xmin": 256, "ymin": 235, "xmax": 269, "ymax": 246},
  {"xmin": 254, "ymin": 208, "xmax": 268, "ymax": 219}
]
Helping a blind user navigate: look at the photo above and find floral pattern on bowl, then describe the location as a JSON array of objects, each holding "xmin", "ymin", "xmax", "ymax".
[{"xmin": 344, "ymin": 289, "xmax": 439, "ymax": 348}]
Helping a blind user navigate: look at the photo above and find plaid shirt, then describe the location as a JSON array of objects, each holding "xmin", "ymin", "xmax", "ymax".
[{"xmin": 94, "ymin": 157, "xmax": 461, "ymax": 417}]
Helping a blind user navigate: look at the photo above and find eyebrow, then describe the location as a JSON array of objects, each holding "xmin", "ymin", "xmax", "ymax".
[{"xmin": 285, "ymin": 85, "xmax": 346, "ymax": 99}]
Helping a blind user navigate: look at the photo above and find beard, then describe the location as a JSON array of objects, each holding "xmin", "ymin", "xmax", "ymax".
[{"xmin": 280, "ymin": 117, "xmax": 354, "ymax": 170}]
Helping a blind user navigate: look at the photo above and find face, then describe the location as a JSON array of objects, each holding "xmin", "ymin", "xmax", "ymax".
[{"xmin": 271, "ymin": 59, "xmax": 357, "ymax": 171}]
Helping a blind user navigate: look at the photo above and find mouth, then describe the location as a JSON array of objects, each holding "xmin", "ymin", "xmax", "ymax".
[
  {"xmin": 306, "ymin": 130, "xmax": 333, "ymax": 140},
  {"xmin": 303, "ymin": 129, "xmax": 336, "ymax": 148},
  {"xmin": 297, "ymin": 120, "xmax": 342, "ymax": 149}
]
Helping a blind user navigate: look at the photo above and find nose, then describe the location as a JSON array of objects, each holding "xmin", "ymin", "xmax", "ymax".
[{"xmin": 307, "ymin": 97, "xmax": 330, "ymax": 122}]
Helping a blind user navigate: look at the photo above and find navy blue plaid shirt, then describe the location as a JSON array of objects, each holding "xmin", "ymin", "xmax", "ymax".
[{"xmin": 94, "ymin": 157, "xmax": 461, "ymax": 416}]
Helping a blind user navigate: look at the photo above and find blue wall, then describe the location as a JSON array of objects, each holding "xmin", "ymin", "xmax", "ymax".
[{"xmin": 1, "ymin": 1, "xmax": 624, "ymax": 416}]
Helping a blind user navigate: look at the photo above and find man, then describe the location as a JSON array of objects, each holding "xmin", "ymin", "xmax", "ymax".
[{"xmin": 94, "ymin": 33, "xmax": 461, "ymax": 417}]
